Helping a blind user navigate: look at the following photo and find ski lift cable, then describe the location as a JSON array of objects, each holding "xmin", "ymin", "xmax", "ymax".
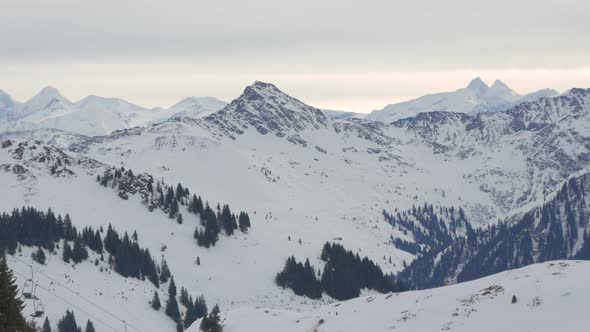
[
  {"xmin": 12, "ymin": 269, "xmax": 121, "ymax": 332},
  {"xmin": 13, "ymin": 256, "xmax": 142, "ymax": 332}
]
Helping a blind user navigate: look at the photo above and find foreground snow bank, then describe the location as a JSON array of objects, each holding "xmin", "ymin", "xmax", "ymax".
[{"xmin": 188, "ymin": 260, "xmax": 589, "ymax": 332}]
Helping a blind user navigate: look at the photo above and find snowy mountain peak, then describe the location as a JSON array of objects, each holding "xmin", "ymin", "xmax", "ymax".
[
  {"xmin": 466, "ymin": 77, "xmax": 489, "ymax": 94},
  {"xmin": 242, "ymin": 81, "xmax": 288, "ymax": 102},
  {"xmin": 488, "ymin": 80, "xmax": 517, "ymax": 97},
  {"xmin": 207, "ymin": 81, "xmax": 327, "ymax": 136},
  {"xmin": 26, "ymin": 86, "xmax": 70, "ymax": 106},
  {"xmin": 0, "ymin": 89, "xmax": 16, "ymax": 108},
  {"xmin": 13, "ymin": 86, "xmax": 73, "ymax": 121}
]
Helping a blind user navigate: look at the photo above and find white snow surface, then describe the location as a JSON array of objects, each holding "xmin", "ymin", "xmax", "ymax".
[{"xmin": 187, "ymin": 261, "xmax": 590, "ymax": 332}]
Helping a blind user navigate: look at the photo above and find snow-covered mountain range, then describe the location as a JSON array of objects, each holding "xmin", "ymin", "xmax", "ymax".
[
  {"xmin": 368, "ymin": 77, "xmax": 559, "ymax": 123},
  {"xmin": 0, "ymin": 87, "xmax": 227, "ymax": 136},
  {"xmin": 1, "ymin": 80, "xmax": 588, "ymax": 332}
]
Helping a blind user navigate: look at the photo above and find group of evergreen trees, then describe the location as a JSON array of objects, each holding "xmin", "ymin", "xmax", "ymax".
[
  {"xmin": 398, "ymin": 173, "xmax": 590, "ymax": 290},
  {"xmin": 179, "ymin": 287, "xmax": 208, "ymax": 328},
  {"xmin": 383, "ymin": 204, "xmax": 471, "ymax": 256},
  {"xmin": 276, "ymin": 257, "xmax": 322, "ymax": 298},
  {"xmin": 320, "ymin": 242, "xmax": 406, "ymax": 300},
  {"xmin": 41, "ymin": 310, "xmax": 95, "ymax": 332},
  {"xmin": 97, "ymin": 167, "xmax": 252, "ymax": 250},
  {"xmin": 0, "ymin": 206, "xmax": 164, "ymax": 289},
  {"xmin": 276, "ymin": 242, "xmax": 406, "ymax": 301},
  {"xmin": 191, "ymin": 198, "xmax": 251, "ymax": 248},
  {"xmin": 103, "ymin": 225, "xmax": 159, "ymax": 287},
  {"xmin": 0, "ymin": 205, "xmax": 219, "ymax": 332},
  {"xmin": 153, "ymin": 276, "xmax": 211, "ymax": 331},
  {"xmin": 0, "ymin": 208, "xmax": 77, "ymax": 255},
  {"xmin": 199, "ymin": 305, "xmax": 222, "ymax": 332}
]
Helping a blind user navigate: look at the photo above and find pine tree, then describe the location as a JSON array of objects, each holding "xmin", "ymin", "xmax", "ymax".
[
  {"xmin": 176, "ymin": 183, "xmax": 184, "ymax": 200},
  {"xmin": 160, "ymin": 258, "xmax": 171, "ymax": 283},
  {"xmin": 62, "ymin": 242, "xmax": 72, "ymax": 263},
  {"xmin": 71, "ymin": 237, "xmax": 88, "ymax": 264},
  {"xmin": 42, "ymin": 317, "xmax": 52, "ymax": 332},
  {"xmin": 84, "ymin": 320, "xmax": 95, "ymax": 332},
  {"xmin": 151, "ymin": 291, "xmax": 161, "ymax": 310},
  {"xmin": 179, "ymin": 287, "xmax": 190, "ymax": 307},
  {"xmin": 165, "ymin": 295, "xmax": 181, "ymax": 324},
  {"xmin": 176, "ymin": 213, "xmax": 183, "ymax": 225},
  {"xmin": 165, "ymin": 276, "xmax": 181, "ymax": 323},
  {"xmin": 238, "ymin": 212, "xmax": 251, "ymax": 232},
  {"xmin": 168, "ymin": 276, "xmax": 177, "ymax": 298},
  {"xmin": 0, "ymin": 255, "xmax": 35, "ymax": 332},
  {"xmin": 57, "ymin": 310, "xmax": 81, "ymax": 332},
  {"xmin": 169, "ymin": 199, "xmax": 179, "ymax": 219},
  {"xmin": 32, "ymin": 247, "xmax": 47, "ymax": 265},
  {"xmin": 200, "ymin": 304, "xmax": 222, "ymax": 332},
  {"xmin": 194, "ymin": 295, "xmax": 208, "ymax": 319}
]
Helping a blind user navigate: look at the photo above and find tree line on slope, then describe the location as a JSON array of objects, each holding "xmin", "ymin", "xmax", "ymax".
[
  {"xmin": 396, "ymin": 172, "xmax": 590, "ymax": 289},
  {"xmin": 383, "ymin": 204, "xmax": 472, "ymax": 255},
  {"xmin": 41, "ymin": 311, "xmax": 95, "ymax": 332},
  {"xmin": 97, "ymin": 167, "xmax": 251, "ymax": 248},
  {"xmin": 276, "ymin": 242, "xmax": 406, "ymax": 301},
  {"xmin": 0, "ymin": 207, "xmax": 220, "ymax": 331}
]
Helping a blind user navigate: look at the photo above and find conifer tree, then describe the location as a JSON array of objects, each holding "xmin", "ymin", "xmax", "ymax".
[
  {"xmin": 151, "ymin": 291, "xmax": 161, "ymax": 310},
  {"xmin": 238, "ymin": 212, "xmax": 251, "ymax": 232},
  {"xmin": 32, "ymin": 247, "xmax": 47, "ymax": 265},
  {"xmin": 42, "ymin": 317, "xmax": 52, "ymax": 332},
  {"xmin": 168, "ymin": 276, "xmax": 177, "ymax": 298},
  {"xmin": 200, "ymin": 304, "xmax": 222, "ymax": 332},
  {"xmin": 194, "ymin": 295, "xmax": 208, "ymax": 319},
  {"xmin": 0, "ymin": 255, "xmax": 35, "ymax": 332},
  {"xmin": 71, "ymin": 237, "xmax": 88, "ymax": 264},
  {"xmin": 84, "ymin": 320, "xmax": 95, "ymax": 332},
  {"xmin": 179, "ymin": 287, "xmax": 190, "ymax": 307},
  {"xmin": 62, "ymin": 242, "xmax": 72, "ymax": 263},
  {"xmin": 169, "ymin": 199, "xmax": 179, "ymax": 219},
  {"xmin": 176, "ymin": 183, "xmax": 184, "ymax": 200},
  {"xmin": 160, "ymin": 258, "xmax": 171, "ymax": 283},
  {"xmin": 165, "ymin": 295, "xmax": 181, "ymax": 324},
  {"xmin": 57, "ymin": 310, "xmax": 81, "ymax": 332}
]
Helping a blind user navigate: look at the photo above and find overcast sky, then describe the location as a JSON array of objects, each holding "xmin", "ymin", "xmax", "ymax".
[{"xmin": 1, "ymin": 0, "xmax": 589, "ymax": 112}]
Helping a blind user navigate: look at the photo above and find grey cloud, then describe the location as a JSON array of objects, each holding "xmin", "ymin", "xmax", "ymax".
[{"xmin": 1, "ymin": 0, "xmax": 589, "ymax": 68}]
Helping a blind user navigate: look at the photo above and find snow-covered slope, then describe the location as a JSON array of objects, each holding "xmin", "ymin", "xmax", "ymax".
[
  {"xmin": 0, "ymin": 88, "xmax": 226, "ymax": 136},
  {"xmin": 165, "ymin": 96, "xmax": 228, "ymax": 119},
  {"xmin": 369, "ymin": 78, "xmax": 559, "ymax": 123},
  {"xmin": 188, "ymin": 260, "xmax": 589, "ymax": 332},
  {"xmin": 1, "ymin": 81, "xmax": 589, "ymax": 332},
  {"xmin": 320, "ymin": 109, "xmax": 362, "ymax": 120}
]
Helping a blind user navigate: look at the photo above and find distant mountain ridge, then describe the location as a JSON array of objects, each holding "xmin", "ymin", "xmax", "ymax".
[
  {"xmin": 0, "ymin": 87, "xmax": 227, "ymax": 136},
  {"xmin": 368, "ymin": 77, "xmax": 559, "ymax": 123}
]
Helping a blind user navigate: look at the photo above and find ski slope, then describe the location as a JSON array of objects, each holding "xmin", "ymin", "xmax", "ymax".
[{"xmin": 188, "ymin": 261, "xmax": 590, "ymax": 332}]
